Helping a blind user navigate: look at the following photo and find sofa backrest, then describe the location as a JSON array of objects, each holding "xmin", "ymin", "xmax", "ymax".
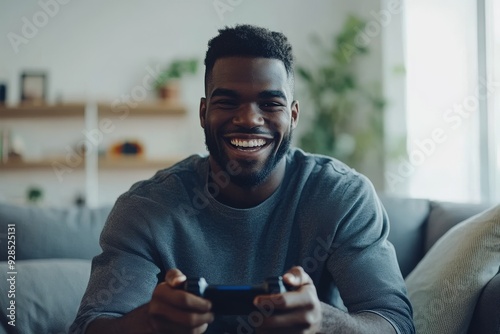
[
  {"xmin": 380, "ymin": 195, "xmax": 494, "ymax": 278},
  {"xmin": 424, "ymin": 201, "xmax": 493, "ymax": 252},
  {"xmin": 1, "ymin": 197, "xmax": 492, "ymax": 276},
  {"xmin": 379, "ymin": 195, "xmax": 430, "ymax": 277},
  {"xmin": 0, "ymin": 202, "xmax": 112, "ymax": 261}
]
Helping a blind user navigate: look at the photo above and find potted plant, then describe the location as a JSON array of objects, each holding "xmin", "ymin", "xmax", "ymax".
[
  {"xmin": 154, "ymin": 58, "xmax": 198, "ymax": 101},
  {"xmin": 296, "ymin": 15, "xmax": 386, "ymax": 184}
]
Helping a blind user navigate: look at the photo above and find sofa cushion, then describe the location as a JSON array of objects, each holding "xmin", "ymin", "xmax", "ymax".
[
  {"xmin": 378, "ymin": 195, "xmax": 430, "ymax": 277},
  {"xmin": 405, "ymin": 204, "xmax": 500, "ymax": 334},
  {"xmin": 0, "ymin": 202, "xmax": 111, "ymax": 260},
  {"xmin": 0, "ymin": 259, "xmax": 91, "ymax": 334},
  {"xmin": 425, "ymin": 201, "xmax": 492, "ymax": 252},
  {"xmin": 468, "ymin": 272, "xmax": 500, "ymax": 334}
]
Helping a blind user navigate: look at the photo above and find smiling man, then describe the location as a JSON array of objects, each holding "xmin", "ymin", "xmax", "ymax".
[
  {"xmin": 201, "ymin": 55, "xmax": 297, "ymax": 207},
  {"xmin": 70, "ymin": 25, "xmax": 414, "ymax": 334}
]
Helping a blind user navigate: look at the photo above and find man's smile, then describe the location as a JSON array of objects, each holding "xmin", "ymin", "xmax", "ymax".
[
  {"xmin": 230, "ymin": 138, "xmax": 267, "ymax": 149},
  {"xmin": 223, "ymin": 133, "xmax": 273, "ymax": 156}
]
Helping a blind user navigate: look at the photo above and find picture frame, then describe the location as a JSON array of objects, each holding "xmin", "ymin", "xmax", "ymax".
[
  {"xmin": 0, "ymin": 83, "xmax": 6, "ymax": 105},
  {"xmin": 20, "ymin": 71, "xmax": 47, "ymax": 104}
]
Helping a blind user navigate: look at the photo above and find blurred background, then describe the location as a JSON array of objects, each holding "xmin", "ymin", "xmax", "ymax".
[{"xmin": 0, "ymin": 0, "xmax": 498, "ymax": 207}]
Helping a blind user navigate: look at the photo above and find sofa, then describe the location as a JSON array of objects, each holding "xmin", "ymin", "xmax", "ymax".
[{"xmin": 0, "ymin": 196, "xmax": 498, "ymax": 334}]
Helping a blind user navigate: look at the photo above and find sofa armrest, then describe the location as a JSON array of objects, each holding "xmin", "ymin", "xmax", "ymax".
[
  {"xmin": 0, "ymin": 259, "xmax": 91, "ymax": 334},
  {"xmin": 468, "ymin": 272, "xmax": 500, "ymax": 334}
]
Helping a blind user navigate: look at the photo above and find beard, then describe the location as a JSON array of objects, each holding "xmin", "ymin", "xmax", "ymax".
[{"xmin": 204, "ymin": 125, "xmax": 293, "ymax": 188}]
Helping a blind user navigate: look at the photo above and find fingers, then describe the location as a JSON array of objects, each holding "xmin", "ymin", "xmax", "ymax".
[
  {"xmin": 253, "ymin": 292, "xmax": 321, "ymax": 333},
  {"xmin": 282, "ymin": 266, "xmax": 313, "ymax": 288},
  {"xmin": 156, "ymin": 269, "xmax": 212, "ymax": 313},
  {"xmin": 254, "ymin": 285, "xmax": 316, "ymax": 313},
  {"xmin": 252, "ymin": 267, "xmax": 321, "ymax": 333},
  {"xmin": 255, "ymin": 266, "xmax": 316, "ymax": 311},
  {"xmin": 149, "ymin": 298, "xmax": 214, "ymax": 328},
  {"xmin": 165, "ymin": 268, "xmax": 187, "ymax": 288},
  {"xmin": 153, "ymin": 283, "xmax": 212, "ymax": 312},
  {"xmin": 148, "ymin": 269, "xmax": 214, "ymax": 332}
]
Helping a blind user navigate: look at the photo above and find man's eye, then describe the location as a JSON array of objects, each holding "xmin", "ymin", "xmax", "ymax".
[
  {"xmin": 215, "ymin": 100, "xmax": 238, "ymax": 108},
  {"xmin": 261, "ymin": 102, "xmax": 284, "ymax": 109}
]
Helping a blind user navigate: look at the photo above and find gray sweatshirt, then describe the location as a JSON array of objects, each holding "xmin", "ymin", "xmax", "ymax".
[{"xmin": 70, "ymin": 148, "xmax": 414, "ymax": 334}]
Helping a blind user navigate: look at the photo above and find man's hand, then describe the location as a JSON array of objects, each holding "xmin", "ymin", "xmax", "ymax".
[
  {"xmin": 253, "ymin": 266, "xmax": 322, "ymax": 334},
  {"xmin": 147, "ymin": 269, "xmax": 214, "ymax": 334}
]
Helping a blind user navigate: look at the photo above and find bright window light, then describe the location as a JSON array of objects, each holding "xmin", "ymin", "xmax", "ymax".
[
  {"xmin": 490, "ymin": 0, "xmax": 500, "ymax": 201},
  {"xmin": 405, "ymin": 0, "xmax": 481, "ymax": 202}
]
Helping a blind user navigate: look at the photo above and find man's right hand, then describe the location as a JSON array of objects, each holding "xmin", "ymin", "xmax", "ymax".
[
  {"xmin": 147, "ymin": 269, "xmax": 214, "ymax": 333},
  {"xmin": 86, "ymin": 269, "xmax": 214, "ymax": 334}
]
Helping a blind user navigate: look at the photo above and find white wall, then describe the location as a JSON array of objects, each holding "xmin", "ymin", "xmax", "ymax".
[{"xmin": 0, "ymin": 0, "xmax": 384, "ymax": 206}]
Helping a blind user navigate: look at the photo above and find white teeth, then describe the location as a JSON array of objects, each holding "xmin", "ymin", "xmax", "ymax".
[{"xmin": 230, "ymin": 138, "xmax": 266, "ymax": 148}]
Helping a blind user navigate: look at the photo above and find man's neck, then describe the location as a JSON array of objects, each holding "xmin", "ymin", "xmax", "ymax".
[{"xmin": 208, "ymin": 158, "xmax": 286, "ymax": 209}]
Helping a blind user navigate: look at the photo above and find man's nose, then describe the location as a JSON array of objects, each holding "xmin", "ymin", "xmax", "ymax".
[{"xmin": 232, "ymin": 103, "xmax": 264, "ymax": 127}]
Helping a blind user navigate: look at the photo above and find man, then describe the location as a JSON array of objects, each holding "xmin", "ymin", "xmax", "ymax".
[{"xmin": 71, "ymin": 25, "xmax": 414, "ymax": 333}]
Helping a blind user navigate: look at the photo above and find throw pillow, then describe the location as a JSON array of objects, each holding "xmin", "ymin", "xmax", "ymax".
[{"xmin": 405, "ymin": 204, "xmax": 500, "ymax": 334}]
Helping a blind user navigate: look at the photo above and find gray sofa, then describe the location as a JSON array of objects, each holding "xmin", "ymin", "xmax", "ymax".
[{"xmin": 0, "ymin": 196, "xmax": 498, "ymax": 334}]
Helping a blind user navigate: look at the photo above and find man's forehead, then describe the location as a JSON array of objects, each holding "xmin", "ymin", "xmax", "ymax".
[
  {"xmin": 212, "ymin": 56, "xmax": 286, "ymax": 68},
  {"xmin": 208, "ymin": 57, "xmax": 291, "ymax": 96}
]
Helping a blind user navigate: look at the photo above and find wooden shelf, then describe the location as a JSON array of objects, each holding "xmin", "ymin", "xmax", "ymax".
[
  {"xmin": 0, "ymin": 102, "xmax": 185, "ymax": 170},
  {"xmin": 98, "ymin": 156, "xmax": 181, "ymax": 169},
  {"xmin": 0, "ymin": 102, "xmax": 186, "ymax": 118},
  {"xmin": 0, "ymin": 103, "xmax": 86, "ymax": 118},
  {"xmin": 98, "ymin": 102, "xmax": 186, "ymax": 117},
  {"xmin": 0, "ymin": 158, "xmax": 84, "ymax": 170},
  {"xmin": 0, "ymin": 156, "xmax": 182, "ymax": 170}
]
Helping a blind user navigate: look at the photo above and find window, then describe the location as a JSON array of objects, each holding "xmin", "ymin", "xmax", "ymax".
[
  {"xmin": 488, "ymin": 0, "xmax": 500, "ymax": 202},
  {"xmin": 402, "ymin": 0, "xmax": 497, "ymax": 203}
]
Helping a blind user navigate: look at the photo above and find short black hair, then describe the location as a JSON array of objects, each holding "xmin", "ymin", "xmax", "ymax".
[{"xmin": 204, "ymin": 24, "xmax": 294, "ymax": 93}]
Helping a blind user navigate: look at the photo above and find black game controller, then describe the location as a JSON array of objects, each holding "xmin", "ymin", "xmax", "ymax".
[{"xmin": 181, "ymin": 276, "xmax": 293, "ymax": 315}]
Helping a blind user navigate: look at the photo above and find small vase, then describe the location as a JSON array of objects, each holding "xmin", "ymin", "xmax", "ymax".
[{"xmin": 158, "ymin": 81, "xmax": 180, "ymax": 102}]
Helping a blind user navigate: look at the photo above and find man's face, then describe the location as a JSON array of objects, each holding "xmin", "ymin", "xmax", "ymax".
[{"xmin": 200, "ymin": 57, "xmax": 299, "ymax": 188}]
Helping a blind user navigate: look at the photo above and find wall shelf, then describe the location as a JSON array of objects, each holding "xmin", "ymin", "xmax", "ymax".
[
  {"xmin": 0, "ymin": 157, "xmax": 181, "ymax": 171},
  {"xmin": 98, "ymin": 156, "xmax": 181, "ymax": 169},
  {"xmin": 0, "ymin": 102, "xmax": 187, "ymax": 119},
  {"xmin": 97, "ymin": 102, "xmax": 186, "ymax": 117},
  {"xmin": 0, "ymin": 101, "xmax": 187, "ymax": 206},
  {"xmin": 0, "ymin": 158, "xmax": 84, "ymax": 170},
  {"xmin": 0, "ymin": 103, "xmax": 86, "ymax": 118}
]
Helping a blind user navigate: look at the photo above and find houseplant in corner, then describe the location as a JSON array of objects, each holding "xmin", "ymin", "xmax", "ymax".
[
  {"xmin": 154, "ymin": 58, "xmax": 198, "ymax": 102},
  {"xmin": 297, "ymin": 15, "xmax": 386, "ymax": 186}
]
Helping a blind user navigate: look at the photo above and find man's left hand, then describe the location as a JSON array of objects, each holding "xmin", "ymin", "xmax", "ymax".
[{"xmin": 253, "ymin": 266, "xmax": 322, "ymax": 333}]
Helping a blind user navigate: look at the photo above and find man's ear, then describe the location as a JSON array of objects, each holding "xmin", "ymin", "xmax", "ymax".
[
  {"xmin": 199, "ymin": 97, "xmax": 207, "ymax": 128},
  {"xmin": 291, "ymin": 100, "xmax": 299, "ymax": 130}
]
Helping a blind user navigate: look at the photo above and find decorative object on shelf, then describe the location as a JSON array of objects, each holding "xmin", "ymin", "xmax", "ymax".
[
  {"xmin": 27, "ymin": 186, "xmax": 43, "ymax": 204},
  {"xmin": 109, "ymin": 140, "xmax": 144, "ymax": 157},
  {"xmin": 0, "ymin": 128, "xmax": 9, "ymax": 163},
  {"xmin": 74, "ymin": 193, "xmax": 85, "ymax": 207},
  {"xmin": 154, "ymin": 59, "xmax": 198, "ymax": 102},
  {"xmin": 20, "ymin": 71, "xmax": 47, "ymax": 105},
  {"xmin": 0, "ymin": 83, "xmax": 6, "ymax": 105},
  {"xmin": 0, "ymin": 129, "xmax": 24, "ymax": 163},
  {"xmin": 296, "ymin": 15, "xmax": 385, "ymax": 178},
  {"xmin": 10, "ymin": 133, "xmax": 25, "ymax": 162}
]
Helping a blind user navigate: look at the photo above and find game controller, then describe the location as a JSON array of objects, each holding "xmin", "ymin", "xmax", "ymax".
[{"xmin": 181, "ymin": 276, "xmax": 293, "ymax": 315}]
